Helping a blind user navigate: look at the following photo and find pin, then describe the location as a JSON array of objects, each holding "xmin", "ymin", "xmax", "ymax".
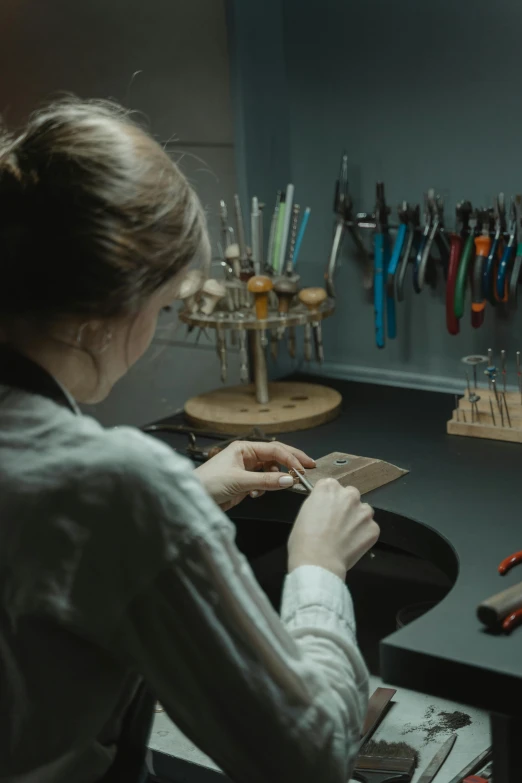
[
  {"xmin": 503, "ymin": 392, "xmax": 512, "ymax": 427},
  {"xmin": 501, "ymin": 349, "xmax": 507, "ymax": 392},
  {"xmin": 489, "ymin": 398, "xmax": 496, "ymax": 426}
]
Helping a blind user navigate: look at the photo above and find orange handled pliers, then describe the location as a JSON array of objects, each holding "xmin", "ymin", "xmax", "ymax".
[{"xmin": 498, "ymin": 550, "xmax": 522, "ymax": 631}]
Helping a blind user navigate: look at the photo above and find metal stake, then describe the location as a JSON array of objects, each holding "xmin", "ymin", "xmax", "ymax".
[
  {"xmin": 503, "ymin": 392, "xmax": 512, "ymax": 428},
  {"xmin": 489, "ymin": 398, "xmax": 496, "ymax": 426}
]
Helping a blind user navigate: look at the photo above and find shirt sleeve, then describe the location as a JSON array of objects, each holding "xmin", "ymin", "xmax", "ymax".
[{"xmin": 87, "ymin": 429, "xmax": 370, "ymax": 783}]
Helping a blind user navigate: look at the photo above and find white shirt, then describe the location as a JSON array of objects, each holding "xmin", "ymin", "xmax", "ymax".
[{"xmin": 0, "ymin": 384, "xmax": 369, "ymax": 783}]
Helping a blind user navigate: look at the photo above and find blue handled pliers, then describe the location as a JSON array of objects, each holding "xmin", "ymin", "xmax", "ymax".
[
  {"xmin": 496, "ymin": 198, "xmax": 516, "ymax": 301},
  {"xmin": 374, "ymin": 182, "xmax": 391, "ymax": 348}
]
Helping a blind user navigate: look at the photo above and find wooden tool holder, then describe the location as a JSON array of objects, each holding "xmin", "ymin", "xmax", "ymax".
[
  {"xmin": 448, "ymin": 389, "xmax": 522, "ymax": 443},
  {"xmin": 290, "ymin": 451, "xmax": 408, "ymax": 495},
  {"xmin": 180, "ymin": 297, "xmax": 342, "ymax": 434}
]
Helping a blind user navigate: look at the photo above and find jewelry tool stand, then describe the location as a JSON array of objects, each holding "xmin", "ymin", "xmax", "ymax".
[
  {"xmin": 180, "ymin": 300, "xmax": 342, "ymax": 435},
  {"xmin": 447, "ymin": 353, "xmax": 522, "ymax": 443}
]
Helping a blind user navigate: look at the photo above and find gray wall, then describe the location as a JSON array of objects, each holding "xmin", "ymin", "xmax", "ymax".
[
  {"xmin": 231, "ymin": 0, "xmax": 522, "ymax": 393},
  {"xmin": 0, "ymin": 0, "xmax": 239, "ymax": 425}
]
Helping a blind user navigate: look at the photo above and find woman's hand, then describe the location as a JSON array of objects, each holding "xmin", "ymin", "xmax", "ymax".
[
  {"xmin": 288, "ymin": 479, "xmax": 379, "ymax": 580},
  {"xmin": 194, "ymin": 441, "xmax": 315, "ymax": 511}
]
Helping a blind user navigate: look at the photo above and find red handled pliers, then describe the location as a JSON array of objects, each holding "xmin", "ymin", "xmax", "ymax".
[{"xmin": 498, "ymin": 550, "xmax": 522, "ymax": 632}]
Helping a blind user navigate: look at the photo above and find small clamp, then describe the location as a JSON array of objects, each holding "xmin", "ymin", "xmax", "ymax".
[
  {"xmin": 396, "ymin": 204, "xmax": 420, "ymax": 302},
  {"xmin": 471, "ymin": 209, "xmax": 493, "ymax": 328},
  {"xmin": 483, "ymin": 193, "xmax": 505, "ymax": 306},
  {"xmin": 454, "ymin": 208, "xmax": 477, "ymax": 318},
  {"xmin": 508, "ymin": 193, "xmax": 522, "ymax": 307},
  {"xmin": 373, "ymin": 182, "xmax": 391, "ymax": 348},
  {"xmin": 446, "ymin": 201, "xmax": 471, "ymax": 335},
  {"xmin": 496, "ymin": 197, "xmax": 516, "ymax": 300}
]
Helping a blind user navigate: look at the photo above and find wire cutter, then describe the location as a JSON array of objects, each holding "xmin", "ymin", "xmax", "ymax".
[
  {"xmin": 471, "ymin": 209, "xmax": 493, "ymax": 329},
  {"xmin": 483, "ymin": 194, "xmax": 505, "ymax": 306},
  {"xmin": 396, "ymin": 203, "xmax": 420, "ymax": 302},
  {"xmin": 496, "ymin": 197, "xmax": 516, "ymax": 301},
  {"xmin": 446, "ymin": 201, "xmax": 471, "ymax": 335},
  {"xmin": 413, "ymin": 192, "xmax": 431, "ymax": 293},
  {"xmin": 454, "ymin": 207, "xmax": 477, "ymax": 319},
  {"xmin": 373, "ymin": 182, "xmax": 391, "ymax": 348},
  {"xmin": 508, "ymin": 193, "xmax": 522, "ymax": 307}
]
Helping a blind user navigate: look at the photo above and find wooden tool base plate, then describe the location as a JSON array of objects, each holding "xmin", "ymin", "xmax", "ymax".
[
  {"xmin": 448, "ymin": 389, "xmax": 522, "ymax": 444},
  {"xmin": 184, "ymin": 381, "xmax": 342, "ymax": 434}
]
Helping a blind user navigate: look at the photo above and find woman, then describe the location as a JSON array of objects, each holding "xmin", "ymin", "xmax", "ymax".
[{"xmin": 0, "ymin": 99, "xmax": 379, "ymax": 783}]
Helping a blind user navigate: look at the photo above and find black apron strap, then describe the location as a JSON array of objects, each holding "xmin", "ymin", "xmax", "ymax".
[{"xmin": 0, "ymin": 344, "xmax": 156, "ymax": 783}]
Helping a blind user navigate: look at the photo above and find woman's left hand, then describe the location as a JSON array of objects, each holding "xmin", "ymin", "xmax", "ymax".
[{"xmin": 194, "ymin": 441, "xmax": 316, "ymax": 511}]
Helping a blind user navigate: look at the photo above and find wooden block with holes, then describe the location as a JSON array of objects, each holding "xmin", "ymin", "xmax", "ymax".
[
  {"xmin": 448, "ymin": 390, "xmax": 522, "ymax": 443},
  {"xmin": 185, "ymin": 381, "xmax": 342, "ymax": 434},
  {"xmin": 291, "ymin": 452, "xmax": 408, "ymax": 496}
]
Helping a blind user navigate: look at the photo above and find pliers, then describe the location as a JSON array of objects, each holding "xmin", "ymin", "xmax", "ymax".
[
  {"xmin": 498, "ymin": 550, "xmax": 522, "ymax": 632},
  {"xmin": 387, "ymin": 203, "xmax": 408, "ymax": 302},
  {"xmin": 396, "ymin": 204, "xmax": 420, "ymax": 302},
  {"xmin": 496, "ymin": 197, "xmax": 516, "ymax": 301},
  {"xmin": 508, "ymin": 193, "xmax": 522, "ymax": 307},
  {"xmin": 483, "ymin": 193, "xmax": 506, "ymax": 306},
  {"xmin": 454, "ymin": 207, "xmax": 477, "ymax": 319},
  {"xmin": 413, "ymin": 191, "xmax": 431, "ymax": 293},
  {"xmin": 471, "ymin": 209, "xmax": 493, "ymax": 329},
  {"xmin": 326, "ymin": 153, "xmax": 349, "ymax": 297},
  {"xmin": 373, "ymin": 182, "xmax": 391, "ymax": 348},
  {"xmin": 446, "ymin": 201, "xmax": 471, "ymax": 335}
]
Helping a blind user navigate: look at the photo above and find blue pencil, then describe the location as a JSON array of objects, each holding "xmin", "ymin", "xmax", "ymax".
[{"xmin": 292, "ymin": 207, "xmax": 311, "ymax": 268}]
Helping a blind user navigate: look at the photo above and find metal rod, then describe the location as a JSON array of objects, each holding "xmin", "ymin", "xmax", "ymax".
[
  {"xmin": 455, "ymin": 395, "xmax": 460, "ymax": 422},
  {"xmin": 293, "ymin": 468, "xmax": 314, "ymax": 493},
  {"xmin": 251, "ymin": 196, "xmax": 261, "ymax": 276},
  {"xmin": 249, "ymin": 331, "xmax": 269, "ymax": 404},
  {"xmin": 466, "ymin": 371, "xmax": 471, "ymax": 399},
  {"xmin": 501, "ymin": 349, "xmax": 507, "ymax": 393},
  {"xmin": 489, "ymin": 398, "xmax": 496, "ymax": 426},
  {"xmin": 266, "ymin": 191, "xmax": 281, "ymax": 271},
  {"xmin": 503, "ymin": 392, "xmax": 512, "ymax": 427},
  {"xmin": 234, "ymin": 194, "xmax": 248, "ymax": 263}
]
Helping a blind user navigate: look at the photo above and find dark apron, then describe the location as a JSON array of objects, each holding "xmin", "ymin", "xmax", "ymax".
[{"xmin": 0, "ymin": 346, "xmax": 155, "ymax": 783}]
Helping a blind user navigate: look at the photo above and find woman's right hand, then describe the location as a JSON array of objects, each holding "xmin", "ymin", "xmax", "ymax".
[{"xmin": 288, "ymin": 479, "xmax": 380, "ymax": 581}]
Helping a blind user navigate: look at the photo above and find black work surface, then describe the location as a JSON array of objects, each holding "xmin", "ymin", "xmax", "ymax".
[{"xmin": 149, "ymin": 373, "xmax": 522, "ymax": 718}]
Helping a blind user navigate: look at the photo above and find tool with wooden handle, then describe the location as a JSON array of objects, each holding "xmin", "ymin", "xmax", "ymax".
[
  {"xmin": 247, "ymin": 275, "xmax": 273, "ymax": 347},
  {"xmin": 299, "ymin": 287, "xmax": 327, "ymax": 363}
]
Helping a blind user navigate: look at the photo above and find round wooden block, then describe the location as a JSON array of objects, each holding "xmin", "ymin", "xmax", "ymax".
[{"xmin": 184, "ymin": 381, "xmax": 342, "ymax": 434}]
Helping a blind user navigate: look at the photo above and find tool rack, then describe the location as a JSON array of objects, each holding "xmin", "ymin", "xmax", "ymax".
[{"xmin": 179, "ymin": 187, "xmax": 342, "ymax": 435}]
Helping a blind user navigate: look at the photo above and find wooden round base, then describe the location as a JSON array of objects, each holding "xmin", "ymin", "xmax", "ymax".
[{"xmin": 184, "ymin": 381, "xmax": 342, "ymax": 434}]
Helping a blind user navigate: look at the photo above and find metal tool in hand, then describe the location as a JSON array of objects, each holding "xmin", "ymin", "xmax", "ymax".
[
  {"xmin": 454, "ymin": 207, "xmax": 477, "ymax": 319},
  {"xmin": 508, "ymin": 193, "xmax": 522, "ymax": 307},
  {"xmin": 417, "ymin": 733, "xmax": 456, "ymax": 783},
  {"xmin": 483, "ymin": 193, "xmax": 505, "ymax": 306},
  {"xmin": 373, "ymin": 182, "xmax": 391, "ymax": 348},
  {"xmin": 414, "ymin": 189, "xmax": 443, "ymax": 293},
  {"xmin": 496, "ymin": 196, "xmax": 516, "ymax": 300},
  {"xmin": 471, "ymin": 209, "xmax": 493, "ymax": 328},
  {"xmin": 290, "ymin": 467, "xmax": 314, "ymax": 493},
  {"xmin": 446, "ymin": 201, "xmax": 471, "ymax": 334},
  {"xmin": 396, "ymin": 203, "xmax": 420, "ymax": 302}
]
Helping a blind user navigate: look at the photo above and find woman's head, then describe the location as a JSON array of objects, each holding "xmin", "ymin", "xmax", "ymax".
[{"xmin": 0, "ymin": 98, "xmax": 209, "ymax": 402}]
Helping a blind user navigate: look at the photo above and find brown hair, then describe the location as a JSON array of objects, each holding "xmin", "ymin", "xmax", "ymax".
[{"xmin": 0, "ymin": 98, "xmax": 207, "ymax": 323}]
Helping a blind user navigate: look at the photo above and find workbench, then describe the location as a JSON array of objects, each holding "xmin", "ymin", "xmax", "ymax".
[{"xmin": 146, "ymin": 374, "xmax": 522, "ymax": 782}]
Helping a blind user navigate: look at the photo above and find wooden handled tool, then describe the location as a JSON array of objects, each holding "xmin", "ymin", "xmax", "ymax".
[
  {"xmin": 361, "ymin": 688, "xmax": 396, "ymax": 742},
  {"xmin": 273, "ymin": 276, "xmax": 298, "ymax": 314},
  {"xmin": 247, "ymin": 275, "xmax": 273, "ymax": 320},
  {"xmin": 298, "ymin": 286, "xmax": 327, "ymax": 363}
]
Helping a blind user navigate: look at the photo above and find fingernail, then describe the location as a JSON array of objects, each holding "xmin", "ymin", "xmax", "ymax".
[
  {"xmin": 250, "ymin": 490, "xmax": 260, "ymax": 498},
  {"xmin": 279, "ymin": 475, "xmax": 294, "ymax": 487}
]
